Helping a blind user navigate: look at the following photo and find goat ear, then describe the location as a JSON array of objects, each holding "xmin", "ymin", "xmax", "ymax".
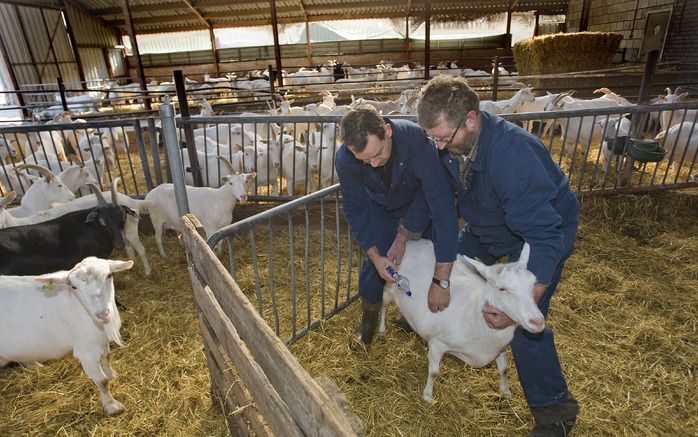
[
  {"xmin": 34, "ymin": 273, "xmax": 68, "ymax": 285},
  {"xmin": 458, "ymin": 254, "xmax": 491, "ymax": 280},
  {"xmin": 108, "ymin": 259, "xmax": 134, "ymax": 272},
  {"xmin": 518, "ymin": 243, "xmax": 530, "ymax": 268},
  {"xmin": 85, "ymin": 210, "xmax": 99, "ymax": 223}
]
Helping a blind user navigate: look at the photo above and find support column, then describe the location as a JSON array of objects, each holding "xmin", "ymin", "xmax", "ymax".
[
  {"xmin": 270, "ymin": 0, "xmax": 284, "ymax": 88},
  {"xmin": 580, "ymin": 0, "xmax": 592, "ymax": 32},
  {"xmin": 423, "ymin": 0, "xmax": 431, "ymax": 81},
  {"xmin": 121, "ymin": 0, "xmax": 151, "ymax": 110},
  {"xmin": 209, "ymin": 27, "xmax": 220, "ymax": 76},
  {"xmin": 505, "ymin": 9, "xmax": 512, "ymax": 48},
  {"xmin": 61, "ymin": 5, "xmax": 87, "ymax": 89}
]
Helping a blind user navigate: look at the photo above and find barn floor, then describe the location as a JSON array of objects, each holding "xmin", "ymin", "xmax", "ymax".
[{"xmin": 0, "ymin": 189, "xmax": 696, "ymax": 436}]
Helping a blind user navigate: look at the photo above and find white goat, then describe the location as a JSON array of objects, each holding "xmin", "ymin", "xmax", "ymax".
[
  {"xmin": 655, "ymin": 121, "xmax": 698, "ymax": 178},
  {"xmin": 597, "ymin": 116, "xmax": 632, "ymax": 176},
  {"xmin": 307, "ymin": 123, "xmax": 340, "ymax": 187},
  {"xmin": 545, "ymin": 91, "xmax": 630, "ymax": 155},
  {"xmin": 143, "ymin": 172, "xmax": 255, "ymax": 257},
  {"xmin": 0, "ymin": 257, "xmax": 134, "ymax": 415},
  {"xmin": 8, "ymin": 164, "xmax": 76, "ymax": 218},
  {"xmin": 181, "ymin": 149, "xmax": 253, "ymax": 187},
  {"xmin": 654, "ymin": 87, "xmax": 698, "ymax": 132},
  {"xmin": 379, "ymin": 240, "xmax": 544, "ymax": 402},
  {"xmin": 0, "ymin": 162, "xmax": 35, "ymax": 195},
  {"xmin": 0, "ymin": 138, "xmax": 18, "ymax": 163},
  {"xmin": 349, "ymin": 96, "xmax": 402, "ymax": 115},
  {"xmin": 280, "ymin": 141, "xmax": 311, "ymax": 196},
  {"xmin": 479, "ymin": 86, "xmax": 536, "ymax": 115}
]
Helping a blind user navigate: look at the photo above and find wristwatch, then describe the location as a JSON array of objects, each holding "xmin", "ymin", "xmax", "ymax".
[{"xmin": 432, "ymin": 277, "xmax": 450, "ymax": 289}]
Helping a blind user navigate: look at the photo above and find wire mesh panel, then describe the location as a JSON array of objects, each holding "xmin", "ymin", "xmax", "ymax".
[{"xmin": 207, "ymin": 186, "xmax": 362, "ymax": 345}]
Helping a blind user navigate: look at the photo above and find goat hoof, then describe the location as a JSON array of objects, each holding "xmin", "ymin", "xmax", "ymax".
[{"xmin": 103, "ymin": 399, "xmax": 124, "ymax": 416}]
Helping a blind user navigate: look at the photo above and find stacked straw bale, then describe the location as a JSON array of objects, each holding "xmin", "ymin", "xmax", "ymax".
[{"xmin": 513, "ymin": 32, "xmax": 623, "ymax": 75}]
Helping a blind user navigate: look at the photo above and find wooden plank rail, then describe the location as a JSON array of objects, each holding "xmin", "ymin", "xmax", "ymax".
[{"xmin": 180, "ymin": 213, "xmax": 363, "ymax": 436}]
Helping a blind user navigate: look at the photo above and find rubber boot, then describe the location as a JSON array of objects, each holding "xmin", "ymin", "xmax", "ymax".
[{"xmin": 355, "ymin": 299, "xmax": 382, "ymax": 344}]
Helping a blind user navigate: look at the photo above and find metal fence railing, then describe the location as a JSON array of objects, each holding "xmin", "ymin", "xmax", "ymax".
[
  {"xmin": 0, "ymin": 117, "xmax": 163, "ymax": 197},
  {"xmin": 207, "ymin": 185, "xmax": 361, "ymax": 345},
  {"xmin": 195, "ymin": 102, "xmax": 697, "ymax": 346}
]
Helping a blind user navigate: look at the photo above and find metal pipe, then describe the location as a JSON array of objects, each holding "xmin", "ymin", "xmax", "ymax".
[{"xmin": 159, "ymin": 96, "xmax": 189, "ymax": 216}]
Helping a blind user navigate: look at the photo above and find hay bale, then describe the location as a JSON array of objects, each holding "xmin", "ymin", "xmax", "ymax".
[{"xmin": 513, "ymin": 32, "xmax": 622, "ymax": 75}]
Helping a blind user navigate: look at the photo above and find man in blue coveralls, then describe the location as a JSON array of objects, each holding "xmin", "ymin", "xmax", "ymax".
[
  {"xmin": 417, "ymin": 76, "xmax": 580, "ymax": 437},
  {"xmin": 335, "ymin": 104, "xmax": 459, "ymax": 345}
]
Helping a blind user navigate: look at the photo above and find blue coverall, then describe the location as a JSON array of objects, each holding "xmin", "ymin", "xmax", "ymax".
[
  {"xmin": 441, "ymin": 111, "xmax": 580, "ymax": 411},
  {"xmin": 335, "ymin": 118, "xmax": 458, "ymax": 304}
]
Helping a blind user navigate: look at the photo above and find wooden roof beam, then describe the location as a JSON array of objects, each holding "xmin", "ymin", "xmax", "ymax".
[{"xmin": 181, "ymin": 0, "xmax": 211, "ymax": 29}]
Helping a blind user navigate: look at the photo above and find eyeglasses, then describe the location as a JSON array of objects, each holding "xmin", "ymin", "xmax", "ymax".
[{"xmin": 427, "ymin": 118, "xmax": 464, "ymax": 147}]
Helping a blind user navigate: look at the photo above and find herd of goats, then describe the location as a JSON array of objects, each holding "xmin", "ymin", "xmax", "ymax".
[{"xmin": 0, "ymin": 60, "xmax": 696, "ymax": 416}]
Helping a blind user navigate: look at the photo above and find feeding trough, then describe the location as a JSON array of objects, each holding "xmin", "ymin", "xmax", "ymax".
[
  {"xmin": 605, "ymin": 136, "xmax": 628, "ymax": 154},
  {"xmin": 627, "ymin": 139, "xmax": 667, "ymax": 163}
]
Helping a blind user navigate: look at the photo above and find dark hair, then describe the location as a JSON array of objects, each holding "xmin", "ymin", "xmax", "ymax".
[
  {"xmin": 340, "ymin": 104, "xmax": 386, "ymax": 152},
  {"xmin": 417, "ymin": 75, "xmax": 480, "ymax": 129}
]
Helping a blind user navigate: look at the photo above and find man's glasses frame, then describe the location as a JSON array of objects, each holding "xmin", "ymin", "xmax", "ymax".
[{"xmin": 427, "ymin": 116, "xmax": 465, "ymax": 147}]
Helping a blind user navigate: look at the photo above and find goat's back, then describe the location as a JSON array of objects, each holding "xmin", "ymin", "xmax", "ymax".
[{"xmin": 0, "ymin": 205, "xmax": 125, "ymax": 275}]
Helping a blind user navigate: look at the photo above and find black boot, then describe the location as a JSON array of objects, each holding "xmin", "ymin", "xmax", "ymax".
[
  {"xmin": 528, "ymin": 395, "xmax": 579, "ymax": 437},
  {"xmin": 355, "ymin": 299, "xmax": 382, "ymax": 344}
]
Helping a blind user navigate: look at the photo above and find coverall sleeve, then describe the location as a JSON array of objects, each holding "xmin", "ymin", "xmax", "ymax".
[
  {"xmin": 335, "ymin": 146, "xmax": 376, "ymax": 252},
  {"xmin": 489, "ymin": 142, "xmax": 563, "ymax": 285},
  {"xmin": 404, "ymin": 140, "xmax": 459, "ymax": 263}
]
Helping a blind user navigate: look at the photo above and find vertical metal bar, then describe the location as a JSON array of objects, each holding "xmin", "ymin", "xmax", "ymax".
[
  {"xmin": 132, "ymin": 120, "xmax": 153, "ymax": 192},
  {"xmin": 304, "ymin": 205, "xmax": 311, "ymax": 329},
  {"xmin": 622, "ymin": 50, "xmax": 660, "ymax": 186},
  {"xmin": 423, "ymin": 0, "xmax": 431, "ymax": 81},
  {"xmin": 268, "ymin": 219, "xmax": 280, "ymax": 335},
  {"xmin": 121, "ymin": 0, "xmax": 151, "ymax": 111},
  {"xmin": 320, "ymin": 197, "xmax": 326, "ymax": 317},
  {"xmin": 288, "ymin": 211, "xmax": 297, "ymax": 337},
  {"xmin": 334, "ymin": 194, "xmax": 342, "ymax": 308},
  {"xmin": 579, "ymin": 0, "xmax": 592, "ymax": 32},
  {"xmin": 39, "ymin": 9, "xmax": 62, "ymax": 89},
  {"xmin": 267, "ymin": 64, "xmax": 275, "ymax": 96},
  {"xmin": 173, "ymin": 70, "xmax": 203, "ymax": 186},
  {"xmin": 250, "ymin": 227, "xmax": 263, "ymax": 315},
  {"xmin": 491, "ymin": 57, "xmax": 500, "ymax": 101},
  {"xmin": 146, "ymin": 118, "xmax": 163, "ymax": 185},
  {"xmin": 56, "ymin": 77, "xmax": 68, "ymax": 111},
  {"xmin": 59, "ymin": 8, "xmax": 87, "ymax": 89},
  {"xmin": 208, "ymin": 27, "xmax": 219, "ymax": 76},
  {"xmin": 159, "ymin": 97, "xmax": 189, "ymax": 215},
  {"xmin": 269, "ymin": 0, "xmax": 284, "ymax": 88}
]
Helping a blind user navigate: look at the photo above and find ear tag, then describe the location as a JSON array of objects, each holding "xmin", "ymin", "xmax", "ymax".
[{"xmin": 42, "ymin": 280, "xmax": 56, "ymax": 291}]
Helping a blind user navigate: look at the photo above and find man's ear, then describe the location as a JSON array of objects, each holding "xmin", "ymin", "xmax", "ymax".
[{"xmin": 384, "ymin": 122, "xmax": 392, "ymax": 138}]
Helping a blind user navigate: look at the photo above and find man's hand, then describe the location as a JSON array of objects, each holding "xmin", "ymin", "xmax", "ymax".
[
  {"xmin": 386, "ymin": 233, "xmax": 408, "ymax": 267},
  {"xmin": 481, "ymin": 303, "xmax": 514, "ymax": 329},
  {"xmin": 428, "ymin": 283, "xmax": 450, "ymax": 312},
  {"xmin": 367, "ymin": 246, "xmax": 397, "ymax": 283}
]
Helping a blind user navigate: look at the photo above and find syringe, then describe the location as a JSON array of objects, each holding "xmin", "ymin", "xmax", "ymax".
[{"xmin": 385, "ymin": 265, "xmax": 412, "ymax": 297}]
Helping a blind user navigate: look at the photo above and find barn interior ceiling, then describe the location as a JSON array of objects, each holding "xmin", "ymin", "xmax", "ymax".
[{"xmin": 18, "ymin": 0, "xmax": 569, "ymax": 35}]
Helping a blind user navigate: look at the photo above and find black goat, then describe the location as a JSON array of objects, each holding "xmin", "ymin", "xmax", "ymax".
[{"xmin": 0, "ymin": 185, "xmax": 135, "ymax": 276}]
